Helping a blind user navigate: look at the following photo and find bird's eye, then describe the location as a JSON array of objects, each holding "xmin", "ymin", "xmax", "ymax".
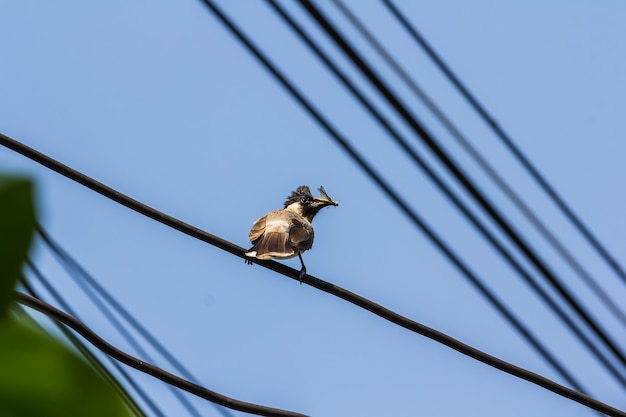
[{"xmin": 300, "ymin": 196, "xmax": 309, "ymax": 204}]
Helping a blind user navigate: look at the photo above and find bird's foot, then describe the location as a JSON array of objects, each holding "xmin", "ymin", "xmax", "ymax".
[
  {"xmin": 245, "ymin": 259, "xmax": 253, "ymax": 265},
  {"xmin": 298, "ymin": 267, "xmax": 306, "ymax": 284}
]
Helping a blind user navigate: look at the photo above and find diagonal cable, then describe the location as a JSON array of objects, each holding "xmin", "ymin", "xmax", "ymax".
[
  {"xmin": 332, "ymin": 0, "xmax": 626, "ymax": 331},
  {"xmin": 27, "ymin": 256, "xmax": 206, "ymax": 417},
  {"xmin": 298, "ymin": 0, "xmax": 626, "ymax": 371},
  {"xmin": 16, "ymin": 292, "xmax": 307, "ymax": 417},
  {"xmin": 380, "ymin": 0, "xmax": 626, "ymax": 286},
  {"xmin": 264, "ymin": 0, "xmax": 626, "ymax": 391},
  {"xmin": 0, "ymin": 129, "xmax": 622, "ymax": 415},
  {"xmin": 36, "ymin": 225, "xmax": 235, "ymax": 417},
  {"xmin": 21, "ymin": 270, "xmax": 159, "ymax": 417},
  {"xmin": 20, "ymin": 272, "xmax": 149, "ymax": 417},
  {"xmin": 0, "ymin": 91, "xmax": 626, "ymax": 417}
]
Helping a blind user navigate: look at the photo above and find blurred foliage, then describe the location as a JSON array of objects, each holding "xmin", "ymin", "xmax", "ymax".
[
  {"xmin": 0, "ymin": 175, "xmax": 133, "ymax": 417},
  {"xmin": 0, "ymin": 177, "xmax": 34, "ymax": 311}
]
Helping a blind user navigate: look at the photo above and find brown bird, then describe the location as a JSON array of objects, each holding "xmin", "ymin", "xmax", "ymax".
[{"xmin": 245, "ymin": 185, "xmax": 338, "ymax": 280}]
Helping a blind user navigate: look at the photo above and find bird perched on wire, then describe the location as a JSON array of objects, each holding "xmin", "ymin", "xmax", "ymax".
[{"xmin": 245, "ymin": 185, "xmax": 338, "ymax": 281}]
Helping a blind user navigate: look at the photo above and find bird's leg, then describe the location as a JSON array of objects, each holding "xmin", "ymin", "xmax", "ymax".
[{"xmin": 297, "ymin": 252, "xmax": 307, "ymax": 284}]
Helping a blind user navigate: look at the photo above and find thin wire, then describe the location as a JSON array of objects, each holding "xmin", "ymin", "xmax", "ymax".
[
  {"xmin": 34, "ymin": 238, "xmax": 204, "ymax": 417},
  {"xmin": 16, "ymin": 292, "xmax": 307, "ymax": 417},
  {"xmin": 28, "ymin": 253, "xmax": 205, "ymax": 417},
  {"xmin": 21, "ymin": 268, "xmax": 157, "ymax": 417},
  {"xmin": 36, "ymin": 225, "xmax": 235, "ymax": 417},
  {"xmin": 0, "ymin": 69, "xmax": 626, "ymax": 417},
  {"xmin": 17, "ymin": 288, "xmax": 626, "ymax": 416},
  {"xmin": 158, "ymin": 1, "xmax": 626, "ymax": 412},
  {"xmin": 297, "ymin": 0, "xmax": 626, "ymax": 371},
  {"xmin": 12, "ymin": 302, "xmax": 151, "ymax": 417},
  {"xmin": 0, "ymin": 128, "xmax": 621, "ymax": 415},
  {"xmin": 332, "ymin": 0, "xmax": 626, "ymax": 331},
  {"xmin": 1, "ymin": 2, "xmax": 618, "ymax": 415},
  {"xmin": 381, "ymin": 0, "xmax": 626, "ymax": 286},
  {"xmin": 264, "ymin": 0, "xmax": 626, "ymax": 391}
]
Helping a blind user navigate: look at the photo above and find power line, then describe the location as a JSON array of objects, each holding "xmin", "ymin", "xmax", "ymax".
[
  {"xmin": 19, "ymin": 277, "xmax": 149, "ymax": 417},
  {"xmin": 0, "ymin": 129, "xmax": 622, "ymax": 413},
  {"xmin": 331, "ymin": 0, "xmax": 626, "ymax": 331},
  {"xmin": 28, "ymin": 250, "xmax": 205, "ymax": 417},
  {"xmin": 380, "ymin": 0, "xmax": 626, "ymax": 286},
  {"xmin": 0, "ymin": 133, "xmax": 248, "ymax": 259},
  {"xmin": 297, "ymin": 0, "xmax": 626, "ymax": 372},
  {"xmin": 16, "ymin": 292, "xmax": 307, "ymax": 417},
  {"xmin": 264, "ymin": 0, "xmax": 626, "ymax": 391},
  {"xmin": 3, "ymin": 2, "xmax": 621, "ymax": 416},
  {"xmin": 17, "ymin": 288, "xmax": 626, "ymax": 417},
  {"xmin": 36, "ymin": 225, "xmax": 236, "ymax": 417},
  {"xmin": 21, "ymin": 270, "xmax": 157, "ymax": 417}
]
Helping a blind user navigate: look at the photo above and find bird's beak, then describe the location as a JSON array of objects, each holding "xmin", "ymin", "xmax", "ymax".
[
  {"xmin": 314, "ymin": 186, "xmax": 339, "ymax": 206},
  {"xmin": 313, "ymin": 197, "xmax": 338, "ymax": 206}
]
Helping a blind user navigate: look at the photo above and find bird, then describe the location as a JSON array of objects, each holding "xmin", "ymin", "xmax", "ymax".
[{"xmin": 245, "ymin": 185, "xmax": 338, "ymax": 281}]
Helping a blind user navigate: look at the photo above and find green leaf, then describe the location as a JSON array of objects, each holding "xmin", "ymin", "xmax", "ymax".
[
  {"xmin": 0, "ymin": 317, "xmax": 132, "ymax": 417},
  {"xmin": 0, "ymin": 176, "xmax": 35, "ymax": 314}
]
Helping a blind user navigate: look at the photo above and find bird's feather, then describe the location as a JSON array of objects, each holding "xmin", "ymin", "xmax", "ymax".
[
  {"xmin": 246, "ymin": 231, "xmax": 294, "ymax": 259},
  {"xmin": 289, "ymin": 218, "xmax": 314, "ymax": 252},
  {"xmin": 248, "ymin": 214, "xmax": 267, "ymax": 243}
]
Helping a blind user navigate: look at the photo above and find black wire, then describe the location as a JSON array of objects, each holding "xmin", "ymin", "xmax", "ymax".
[
  {"xmin": 0, "ymin": 133, "xmax": 244, "ymax": 260},
  {"xmin": 1, "ymin": 1, "xmax": 618, "ymax": 415},
  {"xmin": 36, "ymin": 225, "xmax": 235, "ymax": 417},
  {"xmin": 380, "ymin": 0, "xmax": 626, "ymax": 286},
  {"xmin": 194, "ymin": 0, "xmax": 626, "ymax": 412},
  {"xmin": 22, "ymin": 266, "xmax": 157, "ymax": 417},
  {"xmin": 332, "ymin": 0, "xmax": 626, "ymax": 331},
  {"xmin": 0, "ymin": 93, "xmax": 621, "ymax": 414},
  {"xmin": 18, "ymin": 278, "xmax": 148, "ymax": 417},
  {"xmin": 297, "ymin": 0, "xmax": 626, "ymax": 372},
  {"xmin": 264, "ymin": 0, "xmax": 626, "ymax": 392},
  {"xmin": 29, "ymin": 249, "xmax": 206, "ymax": 417},
  {"xmin": 17, "ymin": 288, "xmax": 626, "ymax": 417},
  {"xmin": 13, "ymin": 292, "xmax": 152, "ymax": 417},
  {"xmin": 0, "ymin": 129, "xmax": 621, "ymax": 415},
  {"xmin": 35, "ymin": 235, "xmax": 204, "ymax": 417},
  {"xmin": 16, "ymin": 292, "xmax": 307, "ymax": 417}
]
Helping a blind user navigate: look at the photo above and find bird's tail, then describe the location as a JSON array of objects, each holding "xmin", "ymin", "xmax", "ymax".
[{"xmin": 245, "ymin": 232, "xmax": 294, "ymax": 260}]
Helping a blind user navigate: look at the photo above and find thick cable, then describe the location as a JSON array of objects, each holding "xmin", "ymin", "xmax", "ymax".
[
  {"xmin": 332, "ymin": 0, "xmax": 626, "ymax": 330},
  {"xmin": 380, "ymin": 0, "xmax": 626, "ymax": 286},
  {"xmin": 0, "ymin": 133, "xmax": 243, "ymax": 259},
  {"xmin": 297, "ymin": 0, "xmax": 626, "ymax": 371},
  {"xmin": 27, "ymin": 255, "xmax": 205, "ymax": 417},
  {"xmin": 265, "ymin": 0, "xmax": 626, "ymax": 391},
  {"xmin": 1, "ymin": 128, "xmax": 621, "ymax": 415},
  {"xmin": 0, "ymin": 99, "xmax": 620, "ymax": 416},
  {"xmin": 19, "ymin": 277, "xmax": 150, "ymax": 417},
  {"xmin": 36, "ymin": 226, "xmax": 235, "ymax": 417},
  {"xmin": 17, "ymin": 289, "xmax": 626, "ymax": 417},
  {"xmin": 16, "ymin": 292, "xmax": 307, "ymax": 417}
]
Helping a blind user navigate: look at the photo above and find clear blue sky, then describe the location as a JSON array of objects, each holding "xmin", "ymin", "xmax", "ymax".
[{"xmin": 1, "ymin": 1, "xmax": 626, "ymax": 416}]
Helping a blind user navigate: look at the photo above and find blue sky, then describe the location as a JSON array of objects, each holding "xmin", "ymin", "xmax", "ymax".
[{"xmin": 2, "ymin": 1, "xmax": 626, "ymax": 416}]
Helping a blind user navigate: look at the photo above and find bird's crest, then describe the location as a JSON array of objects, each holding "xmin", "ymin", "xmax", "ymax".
[{"xmin": 284, "ymin": 185, "xmax": 314, "ymax": 207}]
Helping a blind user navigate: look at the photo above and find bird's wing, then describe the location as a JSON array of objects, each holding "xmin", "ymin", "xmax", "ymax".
[
  {"xmin": 289, "ymin": 216, "xmax": 314, "ymax": 252},
  {"xmin": 248, "ymin": 214, "xmax": 267, "ymax": 243},
  {"xmin": 247, "ymin": 210, "xmax": 295, "ymax": 259}
]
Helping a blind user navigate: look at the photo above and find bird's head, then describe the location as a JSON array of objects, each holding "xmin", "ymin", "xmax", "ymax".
[{"xmin": 284, "ymin": 185, "xmax": 338, "ymax": 220}]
